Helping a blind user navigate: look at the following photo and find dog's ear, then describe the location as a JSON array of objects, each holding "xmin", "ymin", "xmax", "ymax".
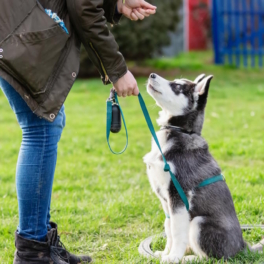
[
  {"xmin": 194, "ymin": 74, "xmax": 206, "ymax": 84},
  {"xmin": 195, "ymin": 75, "xmax": 213, "ymax": 110},
  {"xmin": 195, "ymin": 75, "xmax": 213, "ymax": 95}
]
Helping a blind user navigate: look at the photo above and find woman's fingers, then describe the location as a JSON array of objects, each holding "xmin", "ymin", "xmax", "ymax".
[
  {"xmin": 145, "ymin": 8, "xmax": 156, "ymax": 15},
  {"xmin": 127, "ymin": 90, "xmax": 133, "ymax": 96},
  {"xmin": 135, "ymin": 8, "xmax": 150, "ymax": 17},
  {"xmin": 140, "ymin": 0, "xmax": 157, "ymax": 10},
  {"xmin": 133, "ymin": 86, "xmax": 140, "ymax": 96},
  {"xmin": 133, "ymin": 9, "xmax": 145, "ymax": 20},
  {"xmin": 130, "ymin": 7, "xmax": 156, "ymax": 21},
  {"xmin": 130, "ymin": 12, "xmax": 138, "ymax": 21}
]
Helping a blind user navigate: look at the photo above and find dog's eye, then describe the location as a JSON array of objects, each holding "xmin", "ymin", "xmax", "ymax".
[{"xmin": 170, "ymin": 82, "xmax": 182, "ymax": 94}]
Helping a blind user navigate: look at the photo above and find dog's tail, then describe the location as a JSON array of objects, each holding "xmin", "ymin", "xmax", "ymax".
[{"xmin": 247, "ymin": 239, "xmax": 264, "ymax": 253}]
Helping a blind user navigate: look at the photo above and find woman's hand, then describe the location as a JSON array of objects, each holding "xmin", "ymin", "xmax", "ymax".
[
  {"xmin": 113, "ymin": 70, "xmax": 139, "ymax": 97},
  {"xmin": 117, "ymin": 0, "xmax": 157, "ymax": 21}
]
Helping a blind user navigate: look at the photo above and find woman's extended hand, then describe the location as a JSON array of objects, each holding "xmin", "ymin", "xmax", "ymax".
[{"xmin": 117, "ymin": 0, "xmax": 157, "ymax": 21}]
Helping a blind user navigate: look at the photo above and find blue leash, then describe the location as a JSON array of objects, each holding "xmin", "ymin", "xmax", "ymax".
[{"xmin": 106, "ymin": 92, "xmax": 225, "ymax": 211}]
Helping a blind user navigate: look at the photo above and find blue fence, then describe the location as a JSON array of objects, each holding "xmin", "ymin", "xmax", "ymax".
[{"xmin": 212, "ymin": 0, "xmax": 264, "ymax": 67}]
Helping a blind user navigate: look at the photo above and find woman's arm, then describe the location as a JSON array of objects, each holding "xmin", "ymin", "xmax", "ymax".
[
  {"xmin": 67, "ymin": 0, "xmax": 127, "ymax": 84},
  {"xmin": 67, "ymin": 0, "xmax": 155, "ymax": 96}
]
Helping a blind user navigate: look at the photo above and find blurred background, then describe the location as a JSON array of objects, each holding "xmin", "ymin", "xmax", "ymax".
[{"xmin": 79, "ymin": 0, "xmax": 264, "ymax": 78}]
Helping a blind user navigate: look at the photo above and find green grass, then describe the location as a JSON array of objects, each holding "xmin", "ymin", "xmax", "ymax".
[
  {"xmin": 144, "ymin": 51, "xmax": 264, "ymax": 71},
  {"xmin": 0, "ymin": 52, "xmax": 264, "ymax": 263}
]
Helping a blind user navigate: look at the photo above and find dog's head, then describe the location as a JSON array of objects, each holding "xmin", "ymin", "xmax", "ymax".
[{"xmin": 147, "ymin": 73, "xmax": 213, "ymax": 134}]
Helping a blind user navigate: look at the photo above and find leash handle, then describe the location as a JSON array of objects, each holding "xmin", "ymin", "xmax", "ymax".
[
  {"xmin": 138, "ymin": 93, "xmax": 189, "ymax": 211},
  {"xmin": 106, "ymin": 92, "xmax": 128, "ymax": 155}
]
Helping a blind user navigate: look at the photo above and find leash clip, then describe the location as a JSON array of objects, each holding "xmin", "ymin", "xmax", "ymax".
[{"xmin": 107, "ymin": 88, "xmax": 116, "ymax": 103}]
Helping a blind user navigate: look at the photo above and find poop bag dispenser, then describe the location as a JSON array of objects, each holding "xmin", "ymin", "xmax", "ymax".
[
  {"xmin": 106, "ymin": 89, "xmax": 128, "ymax": 154},
  {"xmin": 108, "ymin": 89, "xmax": 121, "ymax": 133},
  {"xmin": 111, "ymin": 104, "xmax": 122, "ymax": 133}
]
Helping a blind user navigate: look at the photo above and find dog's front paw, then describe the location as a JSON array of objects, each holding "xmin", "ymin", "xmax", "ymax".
[
  {"xmin": 162, "ymin": 254, "xmax": 180, "ymax": 263},
  {"xmin": 154, "ymin": 248, "xmax": 169, "ymax": 258}
]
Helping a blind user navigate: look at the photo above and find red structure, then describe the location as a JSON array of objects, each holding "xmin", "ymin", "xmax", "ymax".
[{"xmin": 187, "ymin": 0, "xmax": 211, "ymax": 50}]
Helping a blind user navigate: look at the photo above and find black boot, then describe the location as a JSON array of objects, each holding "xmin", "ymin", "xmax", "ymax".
[
  {"xmin": 48, "ymin": 222, "xmax": 92, "ymax": 264},
  {"xmin": 14, "ymin": 224, "xmax": 92, "ymax": 264},
  {"xmin": 13, "ymin": 232, "xmax": 69, "ymax": 264}
]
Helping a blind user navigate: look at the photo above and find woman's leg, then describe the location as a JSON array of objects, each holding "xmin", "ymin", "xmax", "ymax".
[{"xmin": 0, "ymin": 78, "xmax": 65, "ymax": 241}]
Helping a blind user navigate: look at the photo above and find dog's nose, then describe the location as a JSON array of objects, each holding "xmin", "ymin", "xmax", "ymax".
[{"xmin": 150, "ymin": 73, "xmax": 156, "ymax": 79}]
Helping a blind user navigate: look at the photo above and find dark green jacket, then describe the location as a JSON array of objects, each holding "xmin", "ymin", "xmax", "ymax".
[{"xmin": 0, "ymin": 0, "xmax": 127, "ymax": 122}]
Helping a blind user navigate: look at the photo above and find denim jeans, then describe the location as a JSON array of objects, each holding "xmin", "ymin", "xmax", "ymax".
[{"xmin": 0, "ymin": 78, "xmax": 65, "ymax": 241}]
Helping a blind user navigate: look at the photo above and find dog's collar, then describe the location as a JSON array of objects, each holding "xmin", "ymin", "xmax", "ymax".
[{"xmin": 160, "ymin": 125, "xmax": 194, "ymax": 135}]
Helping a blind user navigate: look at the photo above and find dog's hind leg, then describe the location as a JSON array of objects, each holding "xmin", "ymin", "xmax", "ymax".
[{"xmin": 190, "ymin": 216, "xmax": 245, "ymax": 259}]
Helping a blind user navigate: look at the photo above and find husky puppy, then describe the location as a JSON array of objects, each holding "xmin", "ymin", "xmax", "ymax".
[{"xmin": 143, "ymin": 73, "xmax": 246, "ymax": 263}]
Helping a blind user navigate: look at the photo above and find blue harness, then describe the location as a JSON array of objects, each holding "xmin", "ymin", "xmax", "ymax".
[{"xmin": 106, "ymin": 92, "xmax": 225, "ymax": 211}]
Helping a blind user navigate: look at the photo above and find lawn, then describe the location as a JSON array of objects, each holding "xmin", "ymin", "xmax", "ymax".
[{"xmin": 0, "ymin": 52, "xmax": 264, "ymax": 263}]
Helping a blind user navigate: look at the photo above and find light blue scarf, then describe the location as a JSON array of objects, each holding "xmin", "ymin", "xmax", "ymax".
[{"xmin": 45, "ymin": 9, "xmax": 69, "ymax": 34}]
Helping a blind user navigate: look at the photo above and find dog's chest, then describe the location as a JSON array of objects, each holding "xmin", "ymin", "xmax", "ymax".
[{"xmin": 143, "ymin": 130, "xmax": 172, "ymax": 198}]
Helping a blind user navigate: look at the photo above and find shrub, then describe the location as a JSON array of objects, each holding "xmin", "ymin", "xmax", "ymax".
[{"xmin": 111, "ymin": 0, "xmax": 181, "ymax": 60}]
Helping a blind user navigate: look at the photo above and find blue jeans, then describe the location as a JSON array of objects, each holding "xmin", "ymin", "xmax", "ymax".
[{"xmin": 0, "ymin": 78, "xmax": 65, "ymax": 241}]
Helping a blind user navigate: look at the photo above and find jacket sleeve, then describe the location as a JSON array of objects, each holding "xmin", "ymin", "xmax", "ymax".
[
  {"xmin": 66, "ymin": 0, "xmax": 127, "ymax": 84},
  {"xmin": 103, "ymin": 0, "xmax": 122, "ymax": 25}
]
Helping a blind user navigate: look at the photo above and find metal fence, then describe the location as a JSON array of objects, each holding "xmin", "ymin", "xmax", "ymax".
[{"xmin": 212, "ymin": 0, "xmax": 264, "ymax": 67}]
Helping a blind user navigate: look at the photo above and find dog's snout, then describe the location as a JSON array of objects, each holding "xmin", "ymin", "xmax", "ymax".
[{"xmin": 150, "ymin": 73, "xmax": 156, "ymax": 79}]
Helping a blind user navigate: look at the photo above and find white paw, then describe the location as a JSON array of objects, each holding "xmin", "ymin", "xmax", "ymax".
[
  {"xmin": 162, "ymin": 254, "xmax": 180, "ymax": 263},
  {"xmin": 154, "ymin": 249, "xmax": 169, "ymax": 258}
]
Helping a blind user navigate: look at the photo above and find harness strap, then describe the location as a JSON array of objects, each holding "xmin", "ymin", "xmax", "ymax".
[
  {"xmin": 196, "ymin": 174, "xmax": 225, "ymax": 189},
  {"xmin": 106, "ymin": 92, "xmax": 128, "ymax": 155}
]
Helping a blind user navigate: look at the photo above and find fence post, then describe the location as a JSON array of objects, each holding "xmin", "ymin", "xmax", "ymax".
[{"xmin": 212, "ymin": 0, "xmax": 222, "ymax": 64}]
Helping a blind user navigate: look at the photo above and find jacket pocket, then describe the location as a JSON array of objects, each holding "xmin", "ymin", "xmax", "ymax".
[{"xmin": 0, "ymin": 24, "xmax": 69, "ymax": 95}]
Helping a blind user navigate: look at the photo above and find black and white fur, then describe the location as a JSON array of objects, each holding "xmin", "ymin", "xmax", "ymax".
[{"xmin": 143, "ymin": 73, "xmax": 262, "ymax": 263}]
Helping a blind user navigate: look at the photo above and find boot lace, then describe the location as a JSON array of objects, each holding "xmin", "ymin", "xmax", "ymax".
[{"xmin": 50, "ymin": 235, "xmax": 71, "ymax": 264}]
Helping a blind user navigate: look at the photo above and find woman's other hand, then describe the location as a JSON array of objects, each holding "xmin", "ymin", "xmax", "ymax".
[{"xmin": 117, "ymin": 0, "xmax": 157, "ymax": 21}]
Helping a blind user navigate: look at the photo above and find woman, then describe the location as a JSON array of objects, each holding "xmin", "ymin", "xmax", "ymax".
[{"xmin": 0, "ymin": 0, "xmax": 156, "ymax": 263}]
